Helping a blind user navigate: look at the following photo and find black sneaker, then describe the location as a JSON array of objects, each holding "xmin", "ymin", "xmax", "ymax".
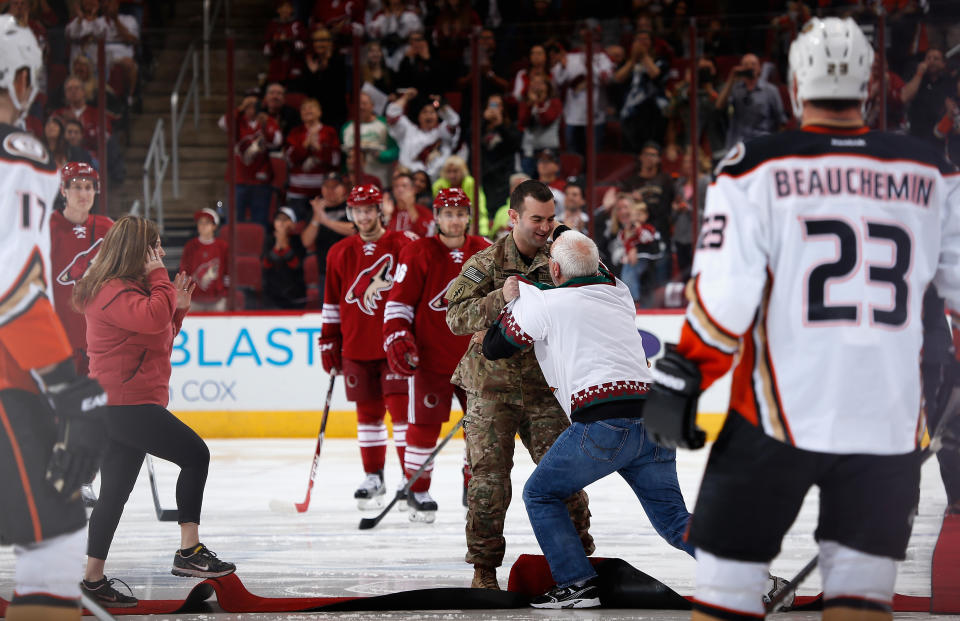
[
  {"xmin": 80, "ymin": 576, "xmax": 138, "ymax": 608},
  {"xmin": 530, "ymin": 579, "xmax": 600, "ymax": 609},
  {"xmin": 171, "ymin": 543, "xmax": 236, "ymax": 578}
]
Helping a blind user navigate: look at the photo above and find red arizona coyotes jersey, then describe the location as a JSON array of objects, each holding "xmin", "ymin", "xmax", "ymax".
[
  {"xmin": 0, "ymin": 124, "xmax": 73, "ymax": 392},
  {"xmin": 680, "ymin": 126, "xmax": 960, "ymax": 456},
  {"xmin": 384, "ymin": 235, "xmax": 491, "ymax": 375},
  {"xmin": 179, "ymin": 237, "xmax": 229, "ymax": 302},
  {"xmin": 49, "ymin": 210, "xmax": 113, "ymax": 352},
  {"xmin": 323, "ymin": 229, "xmax": 418, "ymax": 361}
]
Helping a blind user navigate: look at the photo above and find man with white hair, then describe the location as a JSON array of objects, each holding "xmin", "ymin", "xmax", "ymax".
[
  {"xmin": 482, "ymin": 228, "xmax": 694, "ymax": 609},
  {"xmin": 645, "ymin": 17, "xmax": 960, "ymax": 620}
]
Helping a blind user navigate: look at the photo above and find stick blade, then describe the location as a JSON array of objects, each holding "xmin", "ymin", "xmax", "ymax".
[
  {"xmin": 358, "ymin": 516, "xmax": 380, "ymax": 530},
  {"xmin": 269, "ymin": 498, "xmax": 301, "ymax": 514},
  {"xmin": 158, "ymin": 508, "xmax": 179, "ymax": 522}
]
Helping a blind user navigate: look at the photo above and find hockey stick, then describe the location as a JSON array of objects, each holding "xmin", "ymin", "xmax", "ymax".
[
  {"xmin": 145, "ymin": 454, "xmax": 178, "ymax": 522},
  {"xmin": 359, "ymin": 416, "xmax": 464, "ymax": 530},
  {"xmin": 765, "ymin": 389, "xmax": 960, "ymax": 612},
  {"xmin": 269, "ymin": 373, "xmax": 337, "ymax": 514}
]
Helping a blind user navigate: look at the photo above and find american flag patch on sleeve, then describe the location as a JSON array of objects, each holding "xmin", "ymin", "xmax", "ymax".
[{"xmin": 463, "ymin": 266, "xmax": 485, "ymax": 283}]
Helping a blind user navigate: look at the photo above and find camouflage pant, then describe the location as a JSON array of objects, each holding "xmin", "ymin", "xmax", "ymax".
[{"xmin": 463, "ymin": 395, "xmax": 593, "ymax": 568}]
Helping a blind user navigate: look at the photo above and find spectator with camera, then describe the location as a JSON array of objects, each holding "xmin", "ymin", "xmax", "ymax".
[
  {"xmin": 396, "ymin": 30, "xmax": 440, "ymax": 96},
  {"xmin": 517, "ymin": 74, "xmax": 562, "ymax": 178},
  {"xmin": 480, "ymin": 93, "xmax": 520, "ymax": 213},
  {"xmin": 615, "ymin": 30, "xmax": 669, "ymax": 152},
  {"xmin": 665, "ymin": 57, "xmax": 727, "ymax": 166},
  {"xmin": 386, "ymin": 87, "xmax": 460, "ymax": 181},
  {"xmin": 902, "ymin": 47, "xmax": 954, "ymax": 150},
  {"xmin": 715, "ymin": 53, "xmax": 787, "ymax": 151},
  {"xmin": 292, "ymin": 27, "xmax": 348, "ymax": 130},
  {"xmin": 218, "ymin": 91, "xmax": 283, "ymax": 229}
]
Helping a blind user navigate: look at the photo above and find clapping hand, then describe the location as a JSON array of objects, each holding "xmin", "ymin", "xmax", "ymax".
[{"xmin": 173, "ymin": 271, "xmax": 196, "ymax": 309}]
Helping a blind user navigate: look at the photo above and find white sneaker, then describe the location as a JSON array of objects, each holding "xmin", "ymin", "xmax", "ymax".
[{"xmin": 354, "ymin": 470, "xmax": 385, "ymax": 510}]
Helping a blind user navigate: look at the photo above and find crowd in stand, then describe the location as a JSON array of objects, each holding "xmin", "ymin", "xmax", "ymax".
[
  {"xmin": 221, "ymin": 0, "xmax": 960, "ymax": 310},
  {"xmin": 12, "ymin": 0, "xmax": 960, "ymax": 311},
  {"xmin": 2, "ymin": 0, "xmax": 163, "ymax": 187}
]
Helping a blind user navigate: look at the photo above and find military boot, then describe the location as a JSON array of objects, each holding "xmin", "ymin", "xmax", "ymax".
[{"xmin": 471, "ymin": 565, "xmax": 500, "ymax": 590}]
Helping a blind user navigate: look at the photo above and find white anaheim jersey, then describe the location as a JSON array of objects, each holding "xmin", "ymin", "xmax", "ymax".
[
  {"xmin": 507, "ymin": 272, "xmax": 654, "ymax": 419},
  {"xmin": 0, "ymin": 124, "xmax": 60, "ymax": 329},
  {"xmin": 680, "ymin": 126, "xmax": 960, "ymax": 455}
]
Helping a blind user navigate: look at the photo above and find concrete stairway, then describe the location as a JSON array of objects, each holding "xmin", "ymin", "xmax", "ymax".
[{"xmin": 111, "ymin": 0, "xmax": 273, "ymax": 251}]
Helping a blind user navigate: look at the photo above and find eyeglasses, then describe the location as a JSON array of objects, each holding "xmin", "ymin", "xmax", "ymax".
[{"xmin": 313, "ymin": 37, "xmax": 332, "ymax": 42}]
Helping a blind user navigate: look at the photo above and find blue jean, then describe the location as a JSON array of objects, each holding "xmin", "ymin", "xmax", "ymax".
[
  {"xmin": 522, "ymin": 417, "xmax": 694, "ymax": 587},
  {"xmin": 235, "ymin": 184, "xmax": 274, "ymax": 230},
  {"xmin": 620, "ymin": 260, "xmax": 649, "ymax": 302}
]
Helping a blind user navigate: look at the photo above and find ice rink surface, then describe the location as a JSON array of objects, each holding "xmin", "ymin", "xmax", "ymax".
[{"xmin": 0, "ymin": 436, "xmax": 952, "ymax": 620}]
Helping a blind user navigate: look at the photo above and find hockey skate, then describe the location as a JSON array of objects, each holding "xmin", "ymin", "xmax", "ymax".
[
  {"xmin": 80, "ymin": 483, "xmax": 98, "ymax": 508},
  {"xmin": 395, "ymin": 476, "xmax": 409, "ymax": 512},
  {"xmin": 407, "ymin": 490, "xmax": 438, "ymax": 523},
  {"xmin": 763, "ymin": 573, "xmax": 795, "ymax": 612},
  {"xmin": 354, "ymin": 470, "xmax": 385, "ymax": 510}
]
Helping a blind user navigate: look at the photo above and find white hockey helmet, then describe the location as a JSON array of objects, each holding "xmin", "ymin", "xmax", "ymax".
[
  {"xmin": 0, "ymin": 15, "xmax": 42, "ymax": 119},
  {"xmin": 787, "ymin": 17, "xmax": 874, "ymax": 118}
]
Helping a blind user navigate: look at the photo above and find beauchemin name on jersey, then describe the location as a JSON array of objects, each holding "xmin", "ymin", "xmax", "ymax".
[{"xmin": 680, "ymin": 126, "xmax": 960, "ymax": 456}]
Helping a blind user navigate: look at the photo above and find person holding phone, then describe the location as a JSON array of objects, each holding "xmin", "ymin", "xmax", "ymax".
[
  {"xmin": 714, "ymin": 52, "xmax": 787, "ymax": 150},
  {"xmin": 74, "ymin": 216, "xmax": 235, "ymax": 608}
]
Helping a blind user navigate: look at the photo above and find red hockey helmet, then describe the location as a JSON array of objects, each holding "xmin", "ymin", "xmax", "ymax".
[
  {"xmin": 432, "ymin": 187, "xmax": 472, "ymax": 237},
  {"xmin": 433, "ymin": 187, "xmax": 472, "ymax": 213},
  {"xmin": 347, "ymin": 183, "xmax": 382, "ymax": 208},
  {"xmin": 60, "ymin": 161, "xmax": 100, "ymax": 193},
  {"xmin": 346, "ymin": 183, "xmax": 382, "ymax": 222}
]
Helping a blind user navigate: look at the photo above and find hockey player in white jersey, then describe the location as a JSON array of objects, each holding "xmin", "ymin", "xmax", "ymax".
[
  {"xmin": 644, "ymin": 17, "xmax": 960, "ymax": 621},
  {"xmin": 0, "ymin": 16, "xmax": 107, "ymax": 621}
]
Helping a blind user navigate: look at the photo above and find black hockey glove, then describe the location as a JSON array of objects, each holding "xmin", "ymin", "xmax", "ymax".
[
  {"xmin": 645, "ymin": 344, "xmax": 706, "ymax": 450},
  {"xmin": 39, "ymin": 360, "xmax": 107, "ymax": 497}
]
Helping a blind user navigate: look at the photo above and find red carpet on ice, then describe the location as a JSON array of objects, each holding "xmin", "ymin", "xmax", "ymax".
[{"xmin": 0, "ymin": 546, "xmax": 956, "ymax": 616}]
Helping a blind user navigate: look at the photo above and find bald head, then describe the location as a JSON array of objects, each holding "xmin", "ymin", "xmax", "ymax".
[{"xmin": 549, "ymin": 230, "xmax": 599, "ymax": 285}]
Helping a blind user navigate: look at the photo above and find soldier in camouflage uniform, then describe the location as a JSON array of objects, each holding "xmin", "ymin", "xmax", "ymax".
[{"xmin": 445, "ymin": 180, "xmax": 593, "ymax": 590}]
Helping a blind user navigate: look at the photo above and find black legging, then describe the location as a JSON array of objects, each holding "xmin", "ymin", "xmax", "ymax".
[{"xmin": 87, "ymin": 404, "xmax": 210, "ymax": 559}]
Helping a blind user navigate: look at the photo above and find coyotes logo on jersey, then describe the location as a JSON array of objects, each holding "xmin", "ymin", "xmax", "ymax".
[
  {"xmin": 193, "ymin": 258, "xmax": 220, "ymax": 291},
  {"xmin": 344, "ymin": 253, "xmax": 395, "ymax": 316},
  {"xmin": 56, "ymin": 237, "xmax": 103, "ymax": 286},
  {"xmin": 428, "ymin": 277, "xmax": 457, "ymax": 311}
]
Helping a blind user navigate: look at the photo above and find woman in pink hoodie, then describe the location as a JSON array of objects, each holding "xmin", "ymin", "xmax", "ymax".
[{"xmin": 73, "ymin": 216, "xmax": 235, "ymax": 608}]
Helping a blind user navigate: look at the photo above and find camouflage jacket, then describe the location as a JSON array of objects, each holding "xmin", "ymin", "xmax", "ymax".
[{"xmin": 445, "ymin": 233, "xmax": 556, "ymax": 405}]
